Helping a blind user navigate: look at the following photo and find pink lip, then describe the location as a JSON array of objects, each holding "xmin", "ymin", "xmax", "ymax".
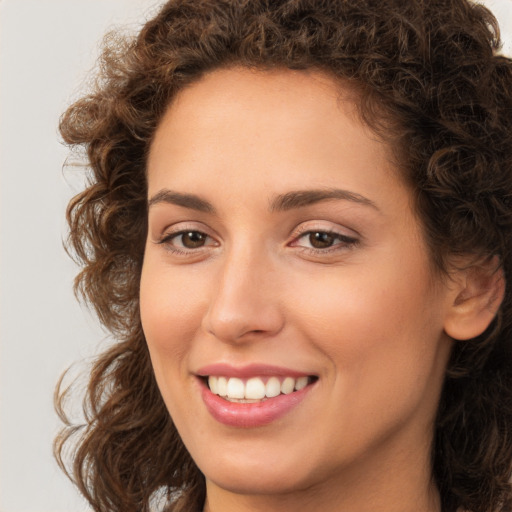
[
  {"xmin": 196, "ymin": 363, "xmax": 311, "ymax": 379},
  {"xmin": 196, "ymin": 364, "xmax": 316, "ymax": 428}
]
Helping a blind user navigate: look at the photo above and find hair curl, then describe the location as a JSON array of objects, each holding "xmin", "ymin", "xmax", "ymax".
[{"xmin": 54, "ymin": 1, "xmax": 512, "ymax": 511}]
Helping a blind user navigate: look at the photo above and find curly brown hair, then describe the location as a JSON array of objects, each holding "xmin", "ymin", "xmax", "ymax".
[{"xmin": 54, "ymin": 1, "xmax": 512, "ymax": 511}]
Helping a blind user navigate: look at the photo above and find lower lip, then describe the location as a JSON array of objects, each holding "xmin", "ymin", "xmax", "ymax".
[{"xmin": 200, "ymin": 381, "xmax": 313, "ymax": 428}]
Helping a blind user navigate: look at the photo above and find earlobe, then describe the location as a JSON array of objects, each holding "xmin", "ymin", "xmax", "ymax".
[{"xmin": 443, "ymin": 257, "xmax": 505, "ymax": 341}]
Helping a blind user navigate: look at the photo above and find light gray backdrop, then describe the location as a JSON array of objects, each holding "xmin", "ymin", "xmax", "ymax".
[{"xmin": 0, "ymin": 1, "xmax": 510, "ymax": 511}]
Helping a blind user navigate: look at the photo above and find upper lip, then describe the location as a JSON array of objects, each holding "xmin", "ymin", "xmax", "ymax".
[{"xmin": 196, "ymin": 363, "xmax": 314, "ymax": 379}]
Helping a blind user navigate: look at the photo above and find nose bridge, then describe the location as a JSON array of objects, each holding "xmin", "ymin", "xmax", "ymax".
[{"xmin": 202, "ymin": 238, "xmax": 283, "ymax": 343}]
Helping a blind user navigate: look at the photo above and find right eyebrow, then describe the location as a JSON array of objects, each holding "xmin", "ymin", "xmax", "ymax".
[{"xmin": 147, "ymin": 189, "xmax": 216, "ymax": 213}]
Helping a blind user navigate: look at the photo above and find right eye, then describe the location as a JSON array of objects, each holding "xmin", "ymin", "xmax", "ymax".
[{"xmin": 159, "ymin": 229, "xmax": 217, "ymax": 253}]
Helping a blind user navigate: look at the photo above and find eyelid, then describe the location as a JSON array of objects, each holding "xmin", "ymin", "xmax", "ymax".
[
  {"xmin": 290, "ymin": 221, "xmax": 360, "ymax": 241},
  {"xmin": 159, "ymin": 230, "xmax": 215, "ymax": 245},
  {"xmin": 153, "ymin": 221, "xmax": 220, "ymax": 256},
  {"xmin": 288, "ymin": 222, "xmax": 360, "ymax": 253},
  {"xmin": 153, "ymin": 221, "xmax": 216, "ymax": 241}
]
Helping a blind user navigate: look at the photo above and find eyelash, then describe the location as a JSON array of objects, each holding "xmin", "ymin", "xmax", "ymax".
[
  {"xmin": 156, "ymin": 227, "xmax": 359, "ymax": 257},
  {"xmin": 290, "ymin": 228, "xmax": 359, "ymax": 255},
  {"xmin": 157, "ymin": 229, "xmax": 216, "ymax": 255}
]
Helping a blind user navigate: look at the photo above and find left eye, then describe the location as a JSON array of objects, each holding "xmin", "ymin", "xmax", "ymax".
[
  {"xmin": 294, "ymin": 231, "xmax": 357, "ymax": 250},
  {"xmin": 306, "ymin": 231, "xmax": 338, "ymax": 249}
]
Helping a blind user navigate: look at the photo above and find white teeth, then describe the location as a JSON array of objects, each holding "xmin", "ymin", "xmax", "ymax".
[
  {"xmin": 295, "ymin": 376, "xmax": 308, "ymax": 391},
  {"xmin": 227, "ymin": 377, "xmax": 245, "ymax": 399},
  {"xmin": 217, "ymin": 377, "xmax": 228, "ymax": 397},
  {"xmin": 207, "ymin": 375, "xmax": 312, "ymax": 400},
  {"xmin": 208, "ymin": 376, "xmax": 218, "ymax": 394},
  {"xmin": 281, "ymin": 377, "xmax": 295, "ymax": 395},
  {"xmin": 245, "ymin": 377, "xmax": 266, "ymax": 399},
  {"xmin": 265, "ymin": 377, "xmax": 281, "ymax": 398}
]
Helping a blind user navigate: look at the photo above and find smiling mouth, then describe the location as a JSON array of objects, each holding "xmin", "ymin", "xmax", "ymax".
[{"xmin": 205, "ymin": 375, "xmax": 318, "ymax": 403}]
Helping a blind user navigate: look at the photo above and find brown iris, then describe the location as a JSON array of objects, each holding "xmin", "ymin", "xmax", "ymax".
[
  {"xmin": 181, "ymin": 231, "xmax": 207, "ymax": 248},
  {"xmin": 309, "ymin": 232, "xmax": 336, "ymax": 249}
]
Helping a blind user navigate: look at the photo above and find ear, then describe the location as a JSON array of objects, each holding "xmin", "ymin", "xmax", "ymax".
[{"xmin": 443, "ymin": 257, "xmax": 505, "ymax": 341}]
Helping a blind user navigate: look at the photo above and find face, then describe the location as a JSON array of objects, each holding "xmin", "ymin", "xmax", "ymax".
[{"xmin": 140, "ymin": 68, "xmax": 454, "ymax": 507}]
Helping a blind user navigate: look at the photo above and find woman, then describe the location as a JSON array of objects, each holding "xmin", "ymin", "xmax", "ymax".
[{"xmin": 55, "ymin": 1, "xmax": 512, "ymax": 511}]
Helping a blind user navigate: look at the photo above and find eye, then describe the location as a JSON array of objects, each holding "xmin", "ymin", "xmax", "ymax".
[
  {"xmin": 174, "ymin": 231, "xmax": 209, "ymax": 249},
  {"xmin": 291, "ymin": 229, "xmax": 359, "ymax": 252},
  {"xmin": 307, "ymin": 231, "xmax": 339, "ymax": 249},
  {"xmin": 158, "ymin": 229, "xmax": 217, "ymax": 253}
]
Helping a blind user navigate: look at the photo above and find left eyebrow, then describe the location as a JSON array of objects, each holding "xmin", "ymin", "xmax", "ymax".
[{"xmin": 269, "ymin": 189, "xmax": 379, "ymax": 212}]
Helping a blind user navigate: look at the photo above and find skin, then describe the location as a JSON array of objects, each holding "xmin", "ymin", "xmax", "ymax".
[{"xmin": 140, "ymin": 67, "xmax": 462, "ymax": 512}]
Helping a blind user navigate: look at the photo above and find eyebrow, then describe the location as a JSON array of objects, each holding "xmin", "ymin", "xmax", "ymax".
[
  {"xmin": 147, "ymin": 187, "xmax": 378, "ymax": 213},
  {"xmin": 147, "ymin": 189, "xmax": 216, "ymax": 213},
  {"xmin": 269, "ymin": 188, "xmax": 379, "ymax": 212}
]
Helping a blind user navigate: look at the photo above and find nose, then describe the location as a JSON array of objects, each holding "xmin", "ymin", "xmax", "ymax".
[{"xmin": 201, "ymin": 244, "xmax": 285, "ymax": 344}]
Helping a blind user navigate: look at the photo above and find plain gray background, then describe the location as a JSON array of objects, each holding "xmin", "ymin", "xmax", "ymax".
[{"xmin": 0, "ymin": 1, "xmax": 510, "ymax": 511}]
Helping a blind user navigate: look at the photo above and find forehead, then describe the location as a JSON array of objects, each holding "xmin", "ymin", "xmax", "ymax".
[
  {"xmin": 164, "ymin": 66, "xmax": 350, "ymax": 117},
  {"xmin": 147, "ymin": 66, "xmax": 411, "ymax": 213},
  {"xmin": 147, "ymin": 67, "xmax": 399, "ymax": 192}
]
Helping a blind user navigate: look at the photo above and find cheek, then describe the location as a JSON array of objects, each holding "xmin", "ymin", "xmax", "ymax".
[
  {"xmin": 286, "ymin": 251, "xmax": 445, "ymax": 382},
  {"xmin": 139, "ymin": 260, "xmax": 211, "ymax": 430},
  {"xmin": 139, "ymin": 260, "xmax": 208, "ymax": 371},
  {"xmin": 287, "ymin": 262, "xmax": 449, "ymax": 452}
]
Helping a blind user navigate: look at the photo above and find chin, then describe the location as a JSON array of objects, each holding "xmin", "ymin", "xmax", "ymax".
[
  {"xmin": 196, "ymin": 447, "xmax": 327, "ymax": 497},
  {"xmin": 205, "ymin": 467, "xmax": 313, "ymax": 496}
]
